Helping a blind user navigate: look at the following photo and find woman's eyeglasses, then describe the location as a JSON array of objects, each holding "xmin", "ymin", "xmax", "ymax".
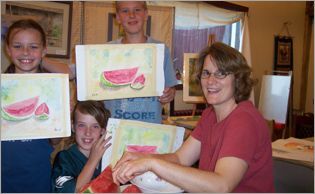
[{"xmin": 200, "ymin": 70, "xmax": 231, "ymax": 79}]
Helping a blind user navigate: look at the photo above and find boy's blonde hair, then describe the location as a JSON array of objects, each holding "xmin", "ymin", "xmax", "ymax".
[{"xmin": 115, "ymin": 1, "xmax": 147, "ymax": 12}]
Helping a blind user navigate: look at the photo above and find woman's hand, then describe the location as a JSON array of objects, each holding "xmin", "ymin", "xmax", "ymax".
[
  {"xmin": 112, "ymin": 151, "xmax": 151, "ymax": 184},
  {"xmin": 159, "ymin": 87, "xmax": 176, "ymax": 104}
]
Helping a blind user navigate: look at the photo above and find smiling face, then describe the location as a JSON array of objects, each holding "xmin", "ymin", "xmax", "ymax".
[
  {"xmin": 6, "ymin": 28, "xmax": 46, "ymax": 73},
  {"xmin": 115, "ymin": 1, "xmax": 148, "ymax": 36},
  {"xmin": 74, "ymin": 110, "xmax": 105, "ymax": 157},
  {"xmin": 201, "ymin": 55, "xmax": 236, "ymax": 109}
]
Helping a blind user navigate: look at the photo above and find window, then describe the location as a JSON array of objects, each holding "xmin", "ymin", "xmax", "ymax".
[{"xmin": 172, "ymin": 21, "xmax": 241, "ymax": 73}]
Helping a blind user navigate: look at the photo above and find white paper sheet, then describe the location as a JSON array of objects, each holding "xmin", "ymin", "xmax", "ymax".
[
  {"xmin": 258, "ymin": 74, "xmax": 291, "ymax": 123},
  {"xmin": 272, "ymin": 137, "xmax": 314, "ymax": 163}
]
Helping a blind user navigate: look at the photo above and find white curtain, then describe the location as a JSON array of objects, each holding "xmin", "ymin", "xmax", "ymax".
[
  {"xmin": 240, "ymin": 14, "xmax": 255, "ymax": 104},
  {"xmin": 148, "ymin": 2, "xmax": 244, "ymax": 29}
]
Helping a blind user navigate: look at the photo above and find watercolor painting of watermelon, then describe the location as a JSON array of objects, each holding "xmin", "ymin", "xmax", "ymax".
[
  {"xmin": 1, "ymin": 74, "xmax": 71, "ymax": 141},
  {"xmin": 101, "ymin": 118, "xmax": 185, "ymax": 169},
  {"xmin": 76, "ymin": 43, "xmax": 165, "ymax": 101}
]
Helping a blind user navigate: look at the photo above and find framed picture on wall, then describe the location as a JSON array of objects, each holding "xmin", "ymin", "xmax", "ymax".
[
  {"xmin": 107, "ymin": 13, "xmax": 151, "ymax": 41},
  {"xmin": 183, "ymin": 53, "xmax": 205, "ymax": 103},
  {"xmin": 2, "ymin": 1, "xmax": 72, "ymax": 58},
  {"xmin": 274, "ymin": 36, "xmax": 293, "ymax": 70}
]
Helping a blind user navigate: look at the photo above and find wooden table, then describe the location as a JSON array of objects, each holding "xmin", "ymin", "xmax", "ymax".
[
  {"xmin": 165, "ymin": 116, "xmax": 200, "ymax": 129},
  {"xmin": 272, "ymin": 137, "xmax": 314, "ymax": 168},
  {"xmin": 163, "ymin": 116, "xmax": 200, "ymax": 140}
]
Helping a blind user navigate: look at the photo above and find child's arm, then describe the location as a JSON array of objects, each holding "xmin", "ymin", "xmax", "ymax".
[
  {"xmin": 42, "ymin": 57, "xmax": 75, "ymax": 80},
  {"xmin": 75, "ymin": 134, "xmax": 112, "ymax": 192}
]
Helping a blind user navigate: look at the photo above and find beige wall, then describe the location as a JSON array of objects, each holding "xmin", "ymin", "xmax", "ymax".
[
  {"xmin": 45, "ymin": 1, "xmax": 173, "ymax": 74},
  {"xmin": 3, "ymin": 1, "xmax": 312, "ymax": 113},
  {"xmin": 82, "ymin": 2, "xmax": 173, "ymax": 48},
  {"xmin": 234, "ymin": 1, "xmax": 312, "ymax": 112}
]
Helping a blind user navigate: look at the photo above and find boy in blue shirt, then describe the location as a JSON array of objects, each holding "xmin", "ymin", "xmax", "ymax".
[{"xmin": 104, "ymin": 1, "xmax": 177, "ymax": 124}]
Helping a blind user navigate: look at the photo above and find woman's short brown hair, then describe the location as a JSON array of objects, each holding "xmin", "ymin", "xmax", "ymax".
[
  {"xmin": 197, "ymin": 42, "xmax": 257, "ymax": 103},
  {"xmin": 72, "ymin": 101, "xmax": 111, "ymax": 128}
]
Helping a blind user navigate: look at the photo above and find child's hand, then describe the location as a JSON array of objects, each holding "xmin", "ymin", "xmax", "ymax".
[
  {"xmin": 75, "ymin": 132, "xmax": 112, "ymax": 192},
  {"xmin": 158, "ymin": 87, "xmax": 176, "ymax": 105},
  {"xmin": 89, "ymin": 132, "xmax": 112, "ymax": 163}
]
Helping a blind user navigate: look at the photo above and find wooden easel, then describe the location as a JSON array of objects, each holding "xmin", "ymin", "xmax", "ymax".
[
  {"xmin": 259, "ymin": 70, "xmax": 293, "ymax": 139},
  {"xmin": 191, "ymin": 104, "xmax": 197, "ymax": 116}
]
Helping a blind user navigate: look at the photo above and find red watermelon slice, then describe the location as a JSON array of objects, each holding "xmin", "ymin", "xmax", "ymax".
[
  {"xmin": 100, "ymin": 67, "xmax": 138, "ymax": 87},
  {"xmin": 35, "ymin": 102, "xmax": 49, "ymax": 120},
  {"xmin": 126, "ymin": 145, "xmax": 157, "ymax": 154},
  {"xmin": 130, "ymin": 74, "xmax": 145, "ymax": 90},
  {"xmin": 1, "ymin": 96, "xmax": 39, "ymax": 121},
  {"xmin": 122, "ymin": 184, "xmax": 142, "ymax": 193},
  {"xmin": 79, "ymin": 166, "xmax": 119, "ymax": 193}
]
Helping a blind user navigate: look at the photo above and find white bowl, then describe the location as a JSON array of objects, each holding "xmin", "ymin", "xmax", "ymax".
[{"xmin": 130, "ymin": 171, "xmax": 184, "ymax": 193}]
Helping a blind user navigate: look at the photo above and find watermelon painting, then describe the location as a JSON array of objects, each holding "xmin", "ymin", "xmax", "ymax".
[
  {"xmin": 130, "ymin": 74, "xmax": 145, "ymax": 90},
  {"xmin": 35, "ymin": 102, "xmax": 49, "ymax": 120},
  {"xmin": 1, "ymin": 74, "xmax": 71, "ymax": 141},
  {"xmin": 126, "ymin": 145, "xmax": 157, "ymax": 154},
  {"xmin": 100, "ymin": 67, "xmax": 139, "ymax": 87},
  {"xmin": 76, "ymin": 44, "xmax": 166, "ymax": 101},
  {"xmin": 80, "ymin": 166, "xmax": 119, "ymax": 193},
  {"xmin": 1, "ymin": 96, "xmax": 39, "ymax": 121}
]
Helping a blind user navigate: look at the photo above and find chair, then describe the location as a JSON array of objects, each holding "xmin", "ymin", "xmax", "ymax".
[
  {"xmin": 273, "ymin": 158, "xmax": 314, "ymax": 193},
  {"xmin": 295, "ymin": 113, "xmax": 314, "ymax": 138}
]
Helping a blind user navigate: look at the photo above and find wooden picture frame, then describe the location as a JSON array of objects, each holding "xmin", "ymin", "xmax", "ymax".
[
  {"xmin": 183, "ymin": 53, "xmax": 205, "ymax": 103},
  {"xmin": 274, "ymin": 36, "xmax": 293, "ymax": 70},
  {"xmin": 107, "ymin": 13, "xmax": 151, "ymax": 42},
  {"xmin": 169, "ymin": 84, "xmax": 206, "ymax": 116},
  {"xmin": 2, "ymin": 1, "xmax": 72, "ymax": 58}
]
